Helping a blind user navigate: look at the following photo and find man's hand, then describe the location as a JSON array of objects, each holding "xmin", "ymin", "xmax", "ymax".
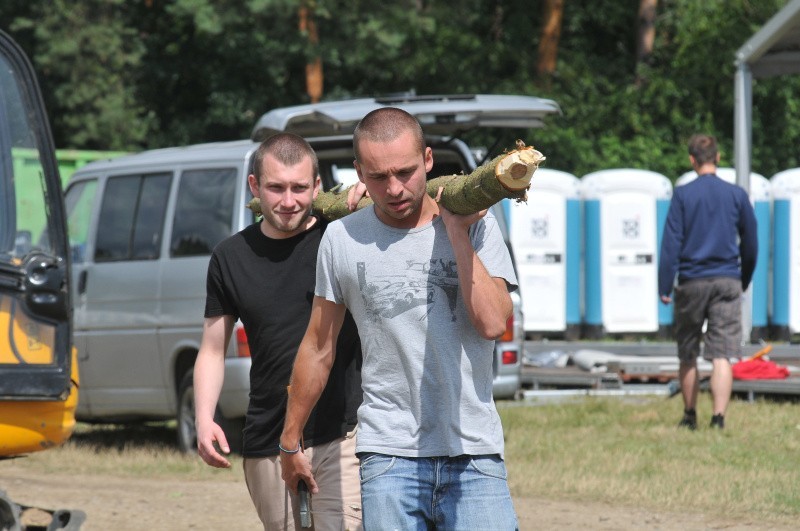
[
  {"xmin": 196, "ymin": 418, "xmax": 231, "ymax": 468},
  {"xmin": 194, "ymin": 315, "xmax": 234, "ymax": 468},
  {"xmin": 435, "ymin": 186, "xmax": 487, "ymax": 230},
  {"xmin": 660, "ymin": 295, "xmax": 672, "ymax": 304},
  {"xmin": 280, "ymin": 449, "xmax": 318, "ymax": 495},
  {"xmin": 346, "ymin": 181, "xmax": 369, "ymax": 211}
]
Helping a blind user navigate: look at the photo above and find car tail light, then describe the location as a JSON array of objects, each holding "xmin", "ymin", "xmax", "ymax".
[
  {"xmin": 235, "ymin": 326, "xmax": 251, "ymax": 358},
  {"xmin": 501, "ymin": 350, "xmax": 518, "ymax": 365},
  {"xmin": 499, "ymin": 316, "xmax": 514, "ymax": 342}
]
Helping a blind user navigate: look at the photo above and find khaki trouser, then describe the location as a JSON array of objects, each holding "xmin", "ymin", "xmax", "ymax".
[{"xmin": 243, "ymin": 429, "xmax": 362, "ymax": 531}]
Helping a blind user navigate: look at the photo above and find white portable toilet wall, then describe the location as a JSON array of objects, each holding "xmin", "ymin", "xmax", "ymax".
[
  {"xmin": 769, "ymin": 168, "xmax": 800, "ymax": 341},
  {"xmin": 676, "ymin": 168, "xmax": 770, "ymax": 342},
  {"xmin": 502, "ymin": 169, "xmax": 581, "ymax": 339},
  {"xmin": 581, "ymin": 169, "xmax": 672, "ymax": 338}
]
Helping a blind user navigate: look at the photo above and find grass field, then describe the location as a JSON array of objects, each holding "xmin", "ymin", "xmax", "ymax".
[{"xmin": 499, "ymin": 395, "xmax": 800, "ymax": 523}]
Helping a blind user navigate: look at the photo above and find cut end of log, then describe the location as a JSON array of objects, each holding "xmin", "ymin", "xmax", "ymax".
[
  {"xmin": 495, "ymin": 145, "xmax": 546, "ymax": 192},
  {"xmin": 509, "ymin": 162, "xmax": 528, "ymax": 180}
]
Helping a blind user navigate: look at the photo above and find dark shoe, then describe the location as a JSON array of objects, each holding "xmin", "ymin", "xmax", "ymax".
[
  {"xmin": 678, "ymin": 409, "xmax": 697, "ymax": 430},
  {"xmin": 710, "ymin": 414, "xmax": 725, "ymax": 429}
]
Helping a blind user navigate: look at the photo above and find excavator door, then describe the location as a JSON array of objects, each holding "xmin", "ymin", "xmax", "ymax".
[{"xmin": 0, "ymin": 29, "xmax": 75, "ymax": 456}]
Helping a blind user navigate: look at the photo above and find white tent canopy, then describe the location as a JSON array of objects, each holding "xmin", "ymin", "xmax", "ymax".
[{"xmin": 734, "ymin": 0, "xmax": 800, "ymax": 190}]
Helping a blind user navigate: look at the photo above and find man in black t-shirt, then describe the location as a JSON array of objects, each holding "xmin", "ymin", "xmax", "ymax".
[{"xmin": 194, "ymin": 133, "xmax": 364, "ymax": 530}]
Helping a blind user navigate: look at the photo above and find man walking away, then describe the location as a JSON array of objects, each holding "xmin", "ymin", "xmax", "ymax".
[{"xmin": 658, "ymin": 134, "xmax": 757, "ymax": 430}]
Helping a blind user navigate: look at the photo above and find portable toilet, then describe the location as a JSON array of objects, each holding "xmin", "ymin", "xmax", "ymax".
[
  {"xmin": 503, "ymin": 169, "xmax": 581, "ymax": 339},
  {"xmin": 581, "ymin": 169, "xmax": 672, "ymax": 338},
  {"xmin": 770, "ymin": 168, "xmax": 800, "ymax": 341},
  {"xmin": 676, "ymin": 168, "xmax": 771, "ymax": 342}
]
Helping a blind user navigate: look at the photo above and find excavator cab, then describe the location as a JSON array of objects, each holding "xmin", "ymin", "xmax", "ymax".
[{"xmin": 0, "ymin": 29, "xmax": 83, "ymax": 529}]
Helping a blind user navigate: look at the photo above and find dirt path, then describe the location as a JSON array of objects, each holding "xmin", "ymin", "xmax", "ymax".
[{"xmin": 1, "ymin": 465, "xmax": 791, "ymax": 530}]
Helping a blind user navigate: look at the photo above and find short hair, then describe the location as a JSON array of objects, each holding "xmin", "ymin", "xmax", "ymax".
[
  {"xmin": 353, "ymin": 107, "xmax": 426, "ymax": 163},
  {"xmin": 251, "ymin": 132, "xmax": 318, "ymax": 183},
  {"xmin": 687, "ymin": 134, "xmax": 718, "ymax": 165}
]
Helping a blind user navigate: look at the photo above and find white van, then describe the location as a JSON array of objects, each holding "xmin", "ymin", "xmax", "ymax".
[{"xmin": 65, "ymin": 94, "xmax": 560, "ymax": 450}]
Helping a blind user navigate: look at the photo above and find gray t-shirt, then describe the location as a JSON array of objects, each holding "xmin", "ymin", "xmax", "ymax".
[{"xmin": 316, "ymin": 206, "xmax": 518, "ymax": 457}]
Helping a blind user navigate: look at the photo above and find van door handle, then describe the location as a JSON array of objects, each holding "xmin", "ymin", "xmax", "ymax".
[{"xmin": 78, "ymin": 270, "xmax": 88, "ymax": 295}]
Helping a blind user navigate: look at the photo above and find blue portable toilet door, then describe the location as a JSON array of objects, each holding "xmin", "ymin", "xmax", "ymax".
[
  {"xmin": 599, "ymin": 190, "xmax": 659, "ymax": 333},
  {"xmin": 787, "ymin": 195, "xmax": 800, "ymax": 335},
  {"xmin": 507, "ymin": 190, "xmax": 568, "ymax": 333},
  {"xmin": 770, "ymin": 169, "xmax": 800, "ymax": 339},
  {"xmin": 505, "ymin": 169, "xmax": 580, "ymax": 336},
  {"xmin": 788, "ymin": 195, "xmax": 800, "ymax": 335}
]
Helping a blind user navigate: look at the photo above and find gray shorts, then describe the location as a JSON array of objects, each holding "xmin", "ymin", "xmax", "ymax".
[{"xmin": 673, "ymin": 276, "xmax": 742, "ymax": 362}]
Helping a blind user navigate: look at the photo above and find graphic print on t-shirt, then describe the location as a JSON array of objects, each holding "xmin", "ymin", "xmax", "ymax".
[{"xmin": 357, "ymin": 259, "xmax": 459, "ymax": 321}]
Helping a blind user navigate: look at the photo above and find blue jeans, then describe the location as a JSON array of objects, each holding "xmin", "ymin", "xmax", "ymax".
[{"xmin": 359, "ymin": 453, "xmax": 517, "ymax": 530}]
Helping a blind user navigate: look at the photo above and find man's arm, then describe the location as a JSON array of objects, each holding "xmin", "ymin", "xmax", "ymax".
[
  {"xmin": 280, "ymin": 296, "xmax": 347, "ymax": 494},
  {"xmin": 658, "ymin": 195, "xmax": 684, "ymax": 303},
  {"xmin": 738, "ymin": 197, "xmax": 759, "ymax": 291},
  {"xmin": 438, "ymin": 204, "xmax": 511, "ymax": 339},
  {"xmin": 194, "ymin": 315, "xmax": 235, "ymax": 468}
]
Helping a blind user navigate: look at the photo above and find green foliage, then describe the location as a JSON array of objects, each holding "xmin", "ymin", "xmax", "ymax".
[
  {"xmin": 530, "ymin": 0, "xmax": 799, "ymax": 179},
  {"xmin": 2, "ymin": 0, "xmax": 800, "ymax": 178},
  {"xmin": 130, "ymin": 0, "xmax": 307, "ymax": 146},
  {"xmin": 8, "ymin": 0, "xmax": 151, "ymax": 150}
]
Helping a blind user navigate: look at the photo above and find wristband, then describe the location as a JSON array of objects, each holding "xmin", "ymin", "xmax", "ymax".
[{"xmin": 278, "ymin": 441, "xmax": 301, "ymax": 454}]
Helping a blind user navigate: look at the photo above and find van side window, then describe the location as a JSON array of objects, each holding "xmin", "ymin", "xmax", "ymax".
[
  {"xmin": 64, "ymin": 179, "xmax": 98, "ymax": 263},
  {"xmin": 133, "ymin": 174, "xmax": 172, "ymax": 259},
  {"xmin": 94, "ymin": 173, "xmax": 171, "ymax": 262},
  {"xmin": 170, "ymin": 168, "xmax": 236, "ymax": 257}
]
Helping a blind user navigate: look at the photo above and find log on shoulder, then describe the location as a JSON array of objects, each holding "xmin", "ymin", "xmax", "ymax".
[{"xmin": 247, "ymin": 141, "xmax": 545, "ymax": 221}]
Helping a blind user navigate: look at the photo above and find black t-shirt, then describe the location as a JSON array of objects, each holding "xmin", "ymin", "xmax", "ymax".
[{"xmin": 205, "ymin": 218, "xmax": 361, "ymax": 457}]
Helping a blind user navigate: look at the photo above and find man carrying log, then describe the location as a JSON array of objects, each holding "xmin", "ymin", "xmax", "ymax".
[{"xmin": 279, "ymin": 108, "xmax": 520, "ymax": 530}]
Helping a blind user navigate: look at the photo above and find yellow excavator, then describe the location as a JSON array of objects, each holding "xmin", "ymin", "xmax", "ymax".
[{"xmin": 0, "ymin": 30, "xmax": 84, "ymax": 529}]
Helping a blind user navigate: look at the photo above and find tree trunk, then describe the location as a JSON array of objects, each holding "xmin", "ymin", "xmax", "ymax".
[
  {"xmin": 248, "ymin": 143, "xmax": 546, "ymax": 221},
  {"xmin": 635, "ymin": 0, "xmax": 657, "ymax": 86},
  {"xmin": 299, "ymin": 3, "xmax": 323, "ymax": 103},
  {"xmin": 537, "ymin": 0, "xmax": 564, "ymax": 79}
]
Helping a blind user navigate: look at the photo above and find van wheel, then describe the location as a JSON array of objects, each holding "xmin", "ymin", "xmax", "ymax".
[
  {"xmin": 177, "ymin": 372, "xmax": 197, "ymax": 453},
  {"xmin": 176, "ymin": 371, "xmax": 244, "ymax": 454}
]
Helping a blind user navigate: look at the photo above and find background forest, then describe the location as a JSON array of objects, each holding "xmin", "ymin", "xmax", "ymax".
[{"xmin": 2, "ymin": 0, "xmax": 799, "ymax": 180}]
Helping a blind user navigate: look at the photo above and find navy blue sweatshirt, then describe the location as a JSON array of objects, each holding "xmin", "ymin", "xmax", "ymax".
[{"xmin": 658, "ymin": 173, "xmax": 758, "ymax": 297}]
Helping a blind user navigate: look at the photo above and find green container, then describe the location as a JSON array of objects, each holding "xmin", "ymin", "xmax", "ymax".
[
  {"xmin": 12, "ymin": 148, "xmax": 126, "ymax": 240},
  {"xmin": 55, "ymin": 149, "xmax": 127, "ymax": 186}
]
